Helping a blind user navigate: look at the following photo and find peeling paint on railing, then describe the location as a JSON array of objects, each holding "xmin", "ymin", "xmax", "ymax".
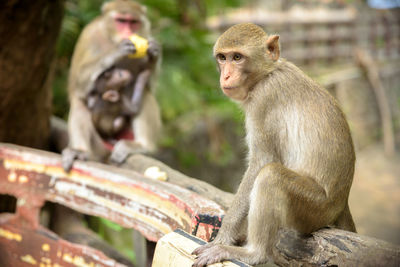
[{"xmin": 0, "ymin": 143, "xmax": 226, "ymax": 266}]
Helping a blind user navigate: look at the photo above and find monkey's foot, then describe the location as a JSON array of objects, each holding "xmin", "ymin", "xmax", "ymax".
[
  {"xmin": 109, "ymin": 141, "xmax": 131, "ymax": 164},
  {"xmin": 192, "ymin": 244, "xmax": 231, "ymax": 267},
  {"xmin": 192, "ymin": 242, "xmax": 215, "ymax": 256},
  {"xmin": 109, "ymin": 140, "xmax": 147, "ymax": 165},
  {"xmin": 193, "ymin": 244, "xmax": 272, "ymax": 266},
  {"xmin": 61, "ymin": 148, "xmax": 89, "ymax": 172}
]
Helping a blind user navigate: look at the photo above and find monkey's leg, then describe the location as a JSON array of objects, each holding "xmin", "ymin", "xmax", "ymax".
[
  {"xmin": 194, "ymin": 162, "xmax": 338, "ymax": 266},
  {"xmin": 192, "ymin": 164, "xmax": 258, "ymax": 262},
  {"xmin": 246, "ymin": 163, "xmax": 340, "ymax": 262},
  {"xmin": 192, "ymin": 166, "xmax": 276, "ymax": 266}
]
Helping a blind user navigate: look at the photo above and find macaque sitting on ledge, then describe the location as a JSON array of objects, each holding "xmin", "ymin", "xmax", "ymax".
[
  {"xmin": 62, "ymin": 0, "xmax": 162, "ymax": 171},
  {"xmin": 192, "ymin": 23, "xmax": 356, "ymax": 266}
]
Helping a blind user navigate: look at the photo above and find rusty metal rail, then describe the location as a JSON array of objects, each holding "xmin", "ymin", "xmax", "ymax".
[{"xmin": 0, "ymin": 143, "xmax": 226, "ymax": 266}]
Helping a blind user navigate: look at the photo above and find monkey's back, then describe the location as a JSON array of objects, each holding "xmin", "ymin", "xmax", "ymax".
[{"xmin": 247, "ymin": 61, "xmax": 355, "ymax": 199}]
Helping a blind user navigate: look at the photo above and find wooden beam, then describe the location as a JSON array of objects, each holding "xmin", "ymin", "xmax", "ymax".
[
  {"xmin": 0, "ymin": 143, "xmax": 225, "ymax": 242},
  {"xmin": 152, "ymin": 229, "xmax": 250, "ymax": 267},
  {"xmin": 114, "ymin": 155, "xmax": 400, "ymax": 266},
  {"xmin": 0, "ymin": 143, "xmax": 399, "ymax": 266},
  {"xmin": 0, "ymin": 213, "xmax": 125, "ymax": 267},
  {"xmin": 121, "ymin": 154, "xmax": 233, "ymax": 210},
  {"xmin": 274, "ymin": 228, "xmax": 400, "ymax": 266}
]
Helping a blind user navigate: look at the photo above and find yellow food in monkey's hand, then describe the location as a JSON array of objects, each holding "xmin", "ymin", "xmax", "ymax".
[{"xmin": 129, "ymin": 34, "xmax": 149, "ymax": 58}]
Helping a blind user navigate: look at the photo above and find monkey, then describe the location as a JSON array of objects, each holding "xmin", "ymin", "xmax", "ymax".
[
  {"xmin": 62, "ymin": 0, "xmax": 161, "ymax": 171},
  {"xmin": 87, "ymin": 67, "xmax": 135, "ymax": 138},
  {"xmin": 192, "ymin": 23, "xmax": 356, "ymax": 266},
  {"xmin": 56, "ymin": 1, "xmax": 161, "ymax": 265}
]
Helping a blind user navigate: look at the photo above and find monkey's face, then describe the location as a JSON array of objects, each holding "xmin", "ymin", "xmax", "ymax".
[
  {"xmin": 109, "ymin": 11, "xmax": 142, "ymax": 41},
  {"xmin": 100, "ymin": 69, "xmax": 132, "ymax": 92},
  {"xmin": 107, "ymin": 69, "xmax": 132, "ymax": 90},
  {"xmin": 213, "ymin": 23, "xmax": 281, "ymax": 102},
  {"xmin": 102, "ymin": 0, "xmax": 150, "ymax": 43},
  {"xmin": 215, "ymin": 51, "xmax": 250, "ymax": 101}
]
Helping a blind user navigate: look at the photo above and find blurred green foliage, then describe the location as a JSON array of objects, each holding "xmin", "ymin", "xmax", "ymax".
[{"xmin": 53, "ymin": 0, "xmax": 105, "ymax": 118}]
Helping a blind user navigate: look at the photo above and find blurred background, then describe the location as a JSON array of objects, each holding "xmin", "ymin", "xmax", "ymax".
[
  {"xmin": 1, "ymin": 0, "xmax": 399, "ymax": 264},
  {"xmin": 55, "ymin": 0, "xmax": 400, "ymax": 244}
]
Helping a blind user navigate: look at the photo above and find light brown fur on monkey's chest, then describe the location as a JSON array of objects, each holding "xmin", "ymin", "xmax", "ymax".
[{"xmin": 244, "ymin": 64, "xmax": 354, "ymax": 182}]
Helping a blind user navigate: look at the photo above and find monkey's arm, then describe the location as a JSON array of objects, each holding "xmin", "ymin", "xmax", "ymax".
[
  {"xmin": 125, "ymin": 38, "xmax": 161, "ymax": 115},
  {"xmin": 220, "ymin": 168, "xmax": 257, "ymax": 239},
  {"xmin": 62, "ymin": 98, "xmax": 110, "ymax": 171},
  {"xmin": 122, "ymin": 69, "xmax": 151, "ymax": 115},
  {"xmin": 147, "ymin": 38, "xmax": 161, "ymax": 63},
  {"xmin": 196, "ymin": 163, "xmax": 261, "ymax": 250},
  {"xmin": 71, "ymin": 39, "xmax": 136, "ymax": 100}
]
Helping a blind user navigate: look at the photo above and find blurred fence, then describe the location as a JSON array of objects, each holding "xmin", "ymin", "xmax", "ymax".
[
  {"xmin": 208, "ymin": 6, "xmax": 400, "ymax": 65},
  {"xmin": 208, "ymin": 5, "xmax": 400, "ymax": 154}
]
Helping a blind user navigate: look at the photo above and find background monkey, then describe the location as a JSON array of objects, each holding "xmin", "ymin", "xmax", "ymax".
[
  {"xmin": 55, "ymin": 1, "xmax": 161, "ymax": 264},
  {"xmin": 87, "ymin": 67, "xmax": 135, "ymax": 139},
  {"xmin": 62, "ymin": 0, "xmax": 161, "ymax": 171},
  {"xmin": 192, "ymin": 23, "xmax": 356, "ymax": 266}
]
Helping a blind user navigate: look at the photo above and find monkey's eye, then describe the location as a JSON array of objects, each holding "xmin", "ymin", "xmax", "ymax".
[
  {"xmin": 216, "ymin": 54, "xmax": 226, "ymax": 62},
  {"xmin": 233, "ymin": 53, "xmax": 242, "ymax": 61},
  {"xmin": 103, "ymin": 71, "xmax": 112, "ymax": 78},
  {"xmin": 116, "ymin": 18, "xmax": 129, "ymax": 24}
]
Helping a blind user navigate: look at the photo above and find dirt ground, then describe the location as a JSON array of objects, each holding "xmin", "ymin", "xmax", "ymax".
[{"xmin": 349, "ymin": 144, "xmax": 400, "ymax": 245}]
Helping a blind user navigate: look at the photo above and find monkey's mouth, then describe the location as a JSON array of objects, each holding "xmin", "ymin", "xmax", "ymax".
[{"xmin": 222, "ymin": 86, "xmax": 238, "ymax": 90}]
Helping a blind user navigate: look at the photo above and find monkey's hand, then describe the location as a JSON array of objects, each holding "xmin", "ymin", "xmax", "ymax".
[
  {"xmin": 109, "ymin": 140, "xmax": 148, "ymax": 165},
  {"xmin": 61, "ymin": 148, "xmax": 90, "ymax": 172},
  {"xmin": 99, "ymin": 40, "xmax": 137, "ymax": 71},
  {"xmin": 119, "ymin": 39, "xmax": 137, "ymax": 57},
  {"xmin": 192, "ymin": 244, "xmax": 231, "ymax": 267},
  {"xmin": 147, "ymin": 39, "xmax": 160, "ymax": 60},
  {"xmin": 124, "ymin": 101, "xmax": 140, "ymax": 117}
]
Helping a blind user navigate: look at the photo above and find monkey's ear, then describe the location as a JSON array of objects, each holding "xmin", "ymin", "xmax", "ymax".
[
  {"xmin": 101, "ymin": 1, "xmax": 111, "ymax": 14},
  {"xmin": 266, "ymin": 35, "xmax": 280, "ymax": 61}
]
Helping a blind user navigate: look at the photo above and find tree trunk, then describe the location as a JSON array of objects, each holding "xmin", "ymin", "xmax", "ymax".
[{"xmin": 0, "ymin": 0, "xmax": 64, "ymax": 149}]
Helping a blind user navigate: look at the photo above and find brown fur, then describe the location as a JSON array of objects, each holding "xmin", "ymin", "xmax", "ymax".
[
  {"xmin": 62, "ymin": 0, "xmax": 161, "ymax": 171},
  {"xmin": 87, "ymin": 67, "xmax": 134, "ymax": 138},
  {"xmin": 192, "ymin": 23, "xmax": 356, "ymax": 266}
]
